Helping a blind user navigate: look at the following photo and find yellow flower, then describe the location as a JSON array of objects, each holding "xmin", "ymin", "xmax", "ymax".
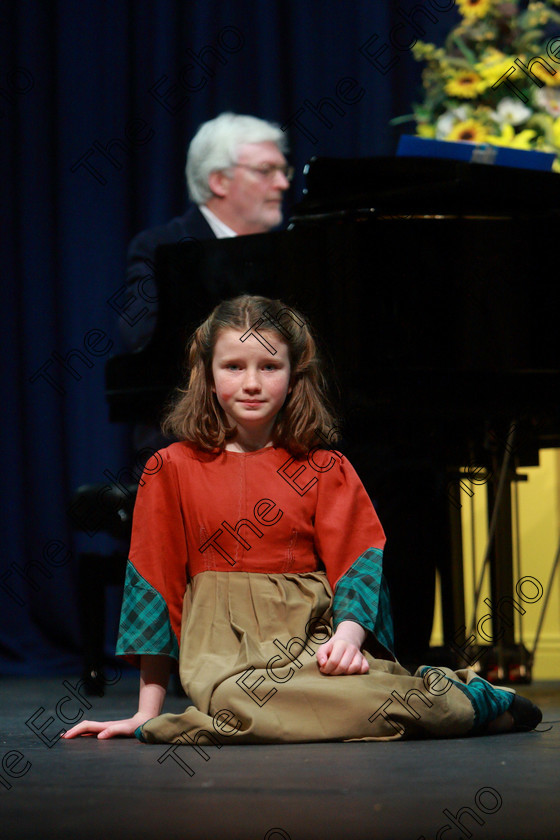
[
  {"xmin": 417, "ymin": 124, "xmax": 436, "ymax": 138},
  {"xmin": 553, "ymin": 117, "xmax": 560, "ymax": 147},
  {"xmin": 486, "ymin": 123, "xmax": 537, "ymax": 148},
  {"xmin": 476, "ymin": 56, "xmax": 521, "ymax": 86},
  {"xmin": 412, "ymin": 41, "xmax": 438, "ymax": 60},
  {"xmin": 447, "ymin": 119, "xmax": 490, "ymax": 143},
  {"xmin": 481, "ymin": 47, "xmax": 506, "ymax": 62},
  {"xmin": 531, "ymin": 62, "xmax": 560, "ymax": 87},
  {"xmin": 445, "ymin": 70, "xmax": 488, "ymax": 98},
  {"xmin": 457, "ymin": 0, "xmax": 494, "ymax": 19}
]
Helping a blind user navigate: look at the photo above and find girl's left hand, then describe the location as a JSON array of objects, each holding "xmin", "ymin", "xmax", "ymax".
[{"xmin": 316, "ymin": 623, "xmax": 369, "ymax": 676}]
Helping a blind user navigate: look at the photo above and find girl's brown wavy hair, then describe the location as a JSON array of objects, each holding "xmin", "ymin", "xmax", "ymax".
[{"xmin": 161, "ymin": 294, "xmax": 339, "ymax": 457}]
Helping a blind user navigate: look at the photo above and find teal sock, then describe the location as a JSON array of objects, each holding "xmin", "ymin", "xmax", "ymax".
[
  {"xmin": 419, "ymin": 667, "xmax": 514, "ymax": 730},
  {"xmin": 463, "ymin": 677, "xmax": 514, "ymax": 728}
]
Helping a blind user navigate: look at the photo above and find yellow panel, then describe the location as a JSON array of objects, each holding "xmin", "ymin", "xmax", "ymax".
[{"xmin": 430, "ymin": 450, "xmax": 560, "ymax": 680}]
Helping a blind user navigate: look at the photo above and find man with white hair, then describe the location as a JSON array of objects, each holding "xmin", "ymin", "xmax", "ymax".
[
  {"xmin": 123, "ymin": 112, "xmax": 292, "ymax": 349},
  {"xmin": 187, "ymin": 112, "xmax": 292, "ymax": 235}
]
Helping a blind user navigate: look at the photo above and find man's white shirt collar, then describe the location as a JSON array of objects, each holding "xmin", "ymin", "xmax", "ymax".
[{"xmin": 199, "ymin": 205, "xmax": 237, "ymax": 238}]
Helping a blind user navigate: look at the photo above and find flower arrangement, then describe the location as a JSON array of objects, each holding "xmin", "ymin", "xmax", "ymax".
[{"xmin": 394, "ymin": 0, "xmax": 560, "ymax": 171}]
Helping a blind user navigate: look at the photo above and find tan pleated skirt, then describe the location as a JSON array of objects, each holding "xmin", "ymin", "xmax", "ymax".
[{"xmin": 138, "ymin": 571, "xmax": 481, "ymax": 745}]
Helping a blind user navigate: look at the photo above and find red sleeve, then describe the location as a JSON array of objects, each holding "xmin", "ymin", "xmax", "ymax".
[
  {"xmin": 312, "ymin": 451, "xmax": 386, "ymax": 591},
  {"xmin": 117, "ymin": 448, "xmax": 189, "ymax": 665}
]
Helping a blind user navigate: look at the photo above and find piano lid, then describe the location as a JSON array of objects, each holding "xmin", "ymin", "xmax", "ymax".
[{"xmin": 290, "ymin": 156, "xmax": 560, "ymax": 220}]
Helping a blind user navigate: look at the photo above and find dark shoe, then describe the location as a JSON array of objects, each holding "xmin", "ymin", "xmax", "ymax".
[{"xmin": 508, "ymin": 694, "xmax": 543, "ymax": 732}]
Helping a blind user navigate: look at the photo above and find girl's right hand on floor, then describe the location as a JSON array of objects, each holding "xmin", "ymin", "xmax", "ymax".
[{"xmin": 61, "ymin": 711, "xmax": 149, "ymax": 740}]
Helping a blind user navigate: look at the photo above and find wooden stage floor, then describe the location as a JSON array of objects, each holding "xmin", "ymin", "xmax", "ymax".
[{"xmin": 1, "ymin": 675, "xmax": 559, "ymax": 839}]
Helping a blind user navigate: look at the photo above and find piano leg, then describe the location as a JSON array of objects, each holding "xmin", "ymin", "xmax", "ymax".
[
  {"xmin": 487, "ymin": 467, "xmax": 516, "ymax": 649},
  {"xmin": 442, "ymin": 483, "xmax": 466, "ymax": 648},
  {"xmin": 366, "ymin": 464, "xmax": 447, "ymax": 672},
  {"xmin": 485, "ymin": 466, "xmax": 532, "ymax": 683},
  {"xmin": 450, "ymin": 434, "xmax": 533, "ymax": 684}
]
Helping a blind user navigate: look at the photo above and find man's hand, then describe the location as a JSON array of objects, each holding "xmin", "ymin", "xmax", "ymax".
[{"xmin": 316, "ymin": 620, "xmax": 369, "ymax": 675}]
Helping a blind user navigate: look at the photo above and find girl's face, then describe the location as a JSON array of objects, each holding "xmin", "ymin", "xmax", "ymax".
[{"xmin": 211, "ymin": 327, "xmax": 292, "ymax": 444}]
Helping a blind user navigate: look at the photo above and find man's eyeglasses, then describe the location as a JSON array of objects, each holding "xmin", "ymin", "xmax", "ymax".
[{"xmin": 230, "ymin": 163, "xmax": 295, "ymax": 181}]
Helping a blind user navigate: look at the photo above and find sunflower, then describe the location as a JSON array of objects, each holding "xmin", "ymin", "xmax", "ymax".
[
  {"xmin": 445, "ymin": 70, "xmax": 488, "ymax": 98},
  {"xmin": 456, "ymin": 0, "xmax": 494, "ymax": 19},
  {"xmin": 446, "ymin": 119, "xmax": 490, "ymax": 143}
]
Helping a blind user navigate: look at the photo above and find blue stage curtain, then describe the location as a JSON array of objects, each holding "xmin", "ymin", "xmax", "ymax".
[{"xmin": 1, "ymin": 0, "xmax": 459, "ymax": 673}]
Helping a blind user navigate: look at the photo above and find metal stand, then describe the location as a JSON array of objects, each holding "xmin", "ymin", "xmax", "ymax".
[{"xmin": 445, "ymin": 421, "xmax": 536, "ymax": 683}]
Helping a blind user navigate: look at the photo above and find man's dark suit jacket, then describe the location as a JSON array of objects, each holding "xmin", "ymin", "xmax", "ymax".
[
  {"xmin": 120, "ymin": 205, "xmax": 216, "ymax": 453},
  {"xmin": 122, "ymin": 205, "xmax": 216, "ymax": 351}
]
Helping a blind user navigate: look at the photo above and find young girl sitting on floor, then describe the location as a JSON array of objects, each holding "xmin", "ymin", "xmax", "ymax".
[{"xmin": 64, "ymin": 294, "xmax": 541, "ymax": 744}]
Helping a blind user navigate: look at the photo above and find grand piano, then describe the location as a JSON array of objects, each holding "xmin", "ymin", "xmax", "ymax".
[{"xmin": 106, "ymin": 156, "xmax": 560, "ymax": 680}]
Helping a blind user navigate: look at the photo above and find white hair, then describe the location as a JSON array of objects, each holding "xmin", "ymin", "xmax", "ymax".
[{"xmin": 186, "ymin": 112, "xmax": 289, "ymax": 205}]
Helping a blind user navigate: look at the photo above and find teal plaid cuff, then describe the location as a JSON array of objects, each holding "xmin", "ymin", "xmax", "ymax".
[
  {"xmin": 333, "ymin": 547, "xmax": 395, "ymax": 656},
  {"xmin": 419, "ymin": 669, "xmax": 514, "ymax": 730},
  {"xmin": 116, "ymin": 561, "xmax": 179, "ymax": 661}
]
